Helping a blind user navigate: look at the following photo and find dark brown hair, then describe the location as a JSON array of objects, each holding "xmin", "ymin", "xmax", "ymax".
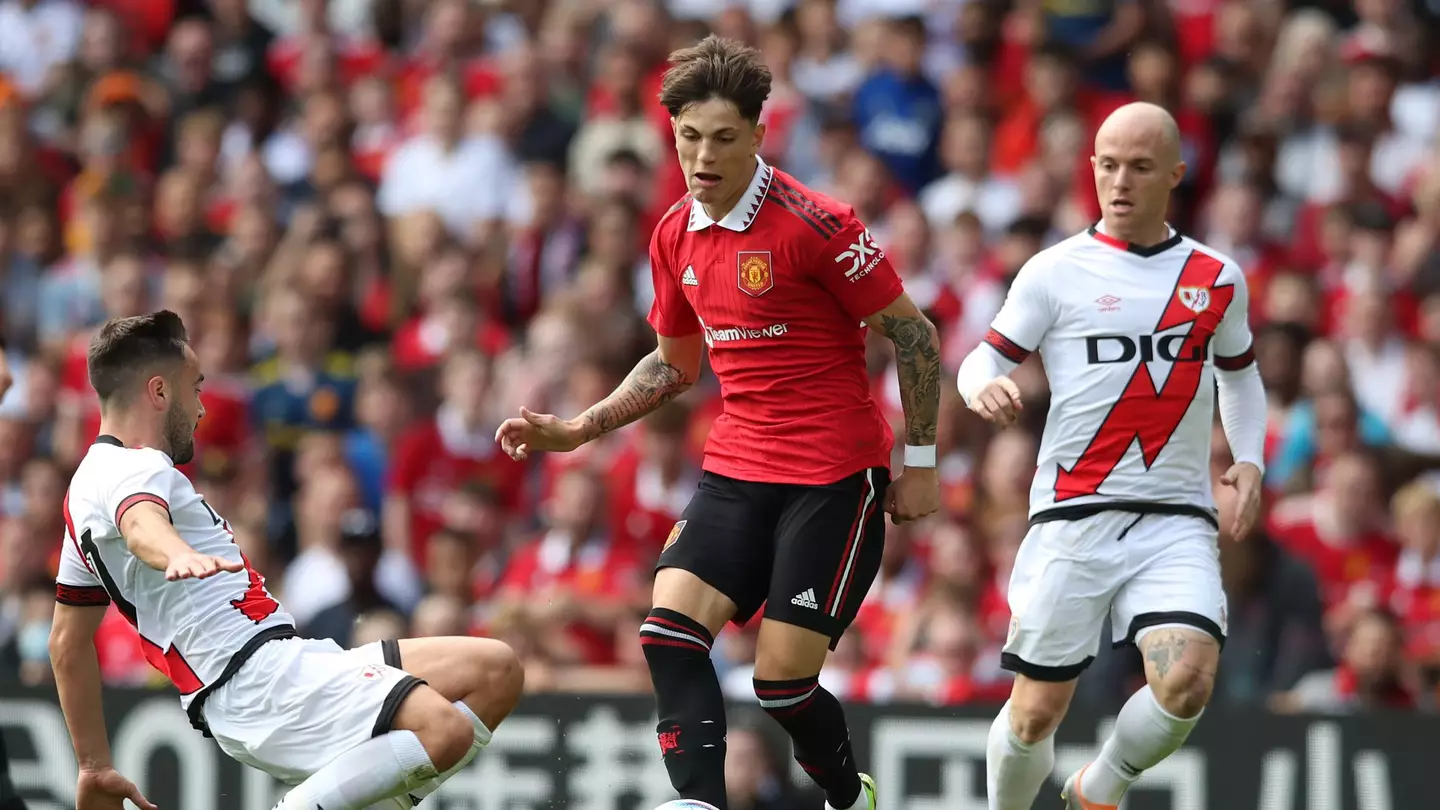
[
  {"xmin": 659, "ymin": 35, "xmax": 772, "ymax": 123},
  {"xmin": 87, "ymin": 310, "xmax": 189, "ymax": 403}
]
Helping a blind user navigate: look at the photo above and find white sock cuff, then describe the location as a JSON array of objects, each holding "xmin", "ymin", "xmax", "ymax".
[
  {"xmin": 389, "ymin": 729, "xmax": 437, "ymax": 778},
  {"xmin": 453, "ymin": 701, "xmax": 493, "ymax": 747},
  {"xmin": 1142, "ymin": 685, "xmax": 1204, "ymax": 726}
]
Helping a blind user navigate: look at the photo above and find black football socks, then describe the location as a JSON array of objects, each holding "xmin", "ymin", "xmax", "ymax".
[
  {"xmin": 640, "ymin": 608, "xmax": 729, "ymax": 808},
  {"xmin": 754, "ymin": 674, "xmax": 863, "ymax": 809}
]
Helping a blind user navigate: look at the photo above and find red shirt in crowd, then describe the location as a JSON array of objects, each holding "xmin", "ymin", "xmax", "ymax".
[
  {"xmin": 1267, "ymin": 497, "xmax": 1399, "ymax": 610},
  {"xmin": 389, "ymin": 314, "xmax": 512, "ymax": 372},
  {"xmin": 496, "ymin": 533, "xmax": 643, "ymax": 664},
  {"xmin": 603, "ymin": 446, "xmax": 698, "ymax": 555},
  {"xmin": 266, "ymin": 35, "xmax": 388, "ymax": 92},
  {"xmin": 647, "ymin": 159, "xmax": 905, "ymax": 485},
  {"xmin": 388, "ymin": 411, "xmax": 524, "ymax": 565},
  {"xmin": 1388, "ymin": 554, "xmax": 1440, "ymax": 662}
]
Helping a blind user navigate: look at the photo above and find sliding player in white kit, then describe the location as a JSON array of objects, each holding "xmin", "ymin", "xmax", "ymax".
[
  {"xmin": 49, "ymin": 311, "xmax": 524, "ymax": 810},
  {"xmin": 957, "ymin": 103, "xmax": 1267, "ymax": 810}
]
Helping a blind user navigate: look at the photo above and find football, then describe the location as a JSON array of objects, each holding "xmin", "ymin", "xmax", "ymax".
[{"xmin": 652, "ymin": 801, "xmax": 721, "ymax": 810}]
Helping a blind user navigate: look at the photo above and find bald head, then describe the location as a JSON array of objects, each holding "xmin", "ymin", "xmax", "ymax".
[
  {"xmin": 1095, "ymin": 102, "xmax": 1181, "ymax": 165},
  {"xmin": 1090, "ymin": 102, "xmax": 1186, "ymax": 244}
]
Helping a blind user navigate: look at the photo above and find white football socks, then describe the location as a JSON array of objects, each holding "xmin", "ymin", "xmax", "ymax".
[
  {"xmin": 1084, "ymin": 685, "xmax": 1201, "ymax": 804},
  {"xmin": 985, "ymin": 701, "xmax": 1056, "ymax": 810},
  {"xmin": 406, "ymin": 701, "xmax": 493, "ymax": 802},
  {"xmin": 277, "ymin": 730, "xmax": 436, "ymax": 810}
]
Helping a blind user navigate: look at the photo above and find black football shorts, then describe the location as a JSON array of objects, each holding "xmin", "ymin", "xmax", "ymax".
[{"xmin": 656, "ymin": 466, "xmax": 890, "ymax": 649}]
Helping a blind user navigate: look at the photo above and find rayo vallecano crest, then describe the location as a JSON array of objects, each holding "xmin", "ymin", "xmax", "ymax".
[{"xmin": 1177, "ymin": 286, "xmax": 1210, "ymax": 313}]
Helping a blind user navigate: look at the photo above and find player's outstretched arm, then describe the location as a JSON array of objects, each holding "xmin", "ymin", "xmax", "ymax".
[
  {"xmin": 864, "ymin": 294, "xmax": 942, "ymax": 523},
  {"xmin": 578, "ymin": 334, "xmax": 703, "ymax": 440},
  {"xmin": 496, "ymin": 333, "xmax": 703, "ymax": 460},
  {"xmin": 121, "ymin": 501, "xmax": 245, "ymax": 581},
  {"xmin": 50, "ymin": 603, "xmax": 158, "ymax": 810}
]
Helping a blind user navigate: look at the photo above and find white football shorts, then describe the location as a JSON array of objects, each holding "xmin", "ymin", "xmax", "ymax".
[
  {"xmin": 202, "ymin": 636, "xmax": 422, "ymax": 785},
  {"xmin": 1001, "ymin": 511, "xmax": 1228, "ymax": 681}
]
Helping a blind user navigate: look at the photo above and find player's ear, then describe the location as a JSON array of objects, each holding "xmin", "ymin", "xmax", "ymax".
[
  {"xmin": 1171, "ymin": 160, "xmax": 1187, "ymax": 189},
  {"xmin": 145, "ymin": 374, "xmax": 167, "ymax": 410},
  {"xmin": 751, "ymin": 121, "xmax": 766, "ymax": 154}
]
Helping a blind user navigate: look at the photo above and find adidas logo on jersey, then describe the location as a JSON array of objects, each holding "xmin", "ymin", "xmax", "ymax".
[
  {"xmin": 682, "ymin": 266, "xmax": 699, "ymax": 286},
  {"xmin": 791, "ymin": 588, "xmax": 818, "ymax": 609}
]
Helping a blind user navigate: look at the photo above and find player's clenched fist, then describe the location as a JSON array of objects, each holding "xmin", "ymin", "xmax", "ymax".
[
  {"xmin": 77, "ymin": 767, "xmax": 157, "ymax": 810},
  {"xmin": 886, "ymin": 468, "xmax": 940, "ymax": 524},
  {"xmin": 495, "ymin": 406, "xmax": 588, "ymax": 460},
  {"xmin": 966, "ymin": 375, "xmax": 1024, "ymax": 426},
  {"xmin": 164, "ymin": 550, "xmax": 244, "ymax": 582}
]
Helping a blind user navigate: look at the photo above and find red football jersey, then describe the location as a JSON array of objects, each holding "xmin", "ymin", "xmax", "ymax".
[{"xmin": 647, "ymin": 159, "xmax": 905, "ymax": 485}]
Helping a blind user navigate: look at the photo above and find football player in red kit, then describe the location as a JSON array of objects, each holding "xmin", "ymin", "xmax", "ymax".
[{"xmin": 496, "ymin": 35, "xmax": 941, "ymax": 810}]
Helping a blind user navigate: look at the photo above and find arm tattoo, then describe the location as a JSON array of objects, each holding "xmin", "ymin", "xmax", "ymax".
[
  {"xmin": 880, "ymin": 314, "xmax": 942, "ymax": 446},
  {"xmin": 578, "ymin": 350, "xmax": 692, "ymax": 441}
]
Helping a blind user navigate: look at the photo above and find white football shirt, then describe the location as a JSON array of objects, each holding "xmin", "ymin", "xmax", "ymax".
[
  {"xmin": 977, "ymin": 226, "xmax": 1255, "ymax": 521},
  {"xmin": 57, "ymin": 436, "xmax": 295, "ymax": 718}
]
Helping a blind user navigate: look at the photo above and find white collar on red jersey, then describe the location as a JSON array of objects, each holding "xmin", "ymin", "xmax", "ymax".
[{"xmin": 687, "ymin": 156, "xmax": 775, "ymax": 233}]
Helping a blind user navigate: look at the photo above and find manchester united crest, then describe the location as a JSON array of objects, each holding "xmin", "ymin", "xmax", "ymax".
[
  {"xmin": 737, "ymin": 251, "xmax": 774, "ymax": 297},
  {"xmin": 664, "ymin": 520, "xmax": 687, "ymax": 551}
]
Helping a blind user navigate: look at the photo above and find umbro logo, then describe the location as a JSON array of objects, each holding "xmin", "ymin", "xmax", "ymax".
[
  {"xmin": 1096, "ymin": 294, "xmax": 1121, "ymax": 312},
  {"xmin": 791, "ymin": 588, "xmax": 819, "ymax": 609},
  {"xmin": 682, "ymin": 266, "xmax": 699, "ymax": 286}
]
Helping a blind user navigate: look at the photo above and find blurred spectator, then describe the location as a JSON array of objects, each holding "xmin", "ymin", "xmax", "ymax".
[
  {"xmin": 377, "ymin": 75, "xmax": 523, "ymax": 245},
  {"xmin": 1273, "ymin": 608, "xmax": 1420, "ymax": 712},
  {"xmin": 724, "ymin": 720, "xmax": 813, "ymax": 810},
  {"xmin": 304, "ymin": 508, "xmax": 405, "ymax": 647},
  {"xmin": 491, "ymin": 467, "xmax": 644, "ymax": 667},
  {"xmin": 385, "ymin": 350, "xmax": 520, "ymax": 566},
  {"xmin": 851, "ymin": 16, "xmax": 942, "ymax": 194},
  {"xmin": 1268, "ymin": 450, "xmax": 1398, "ymax": 613},
  {"xmin": 0, "ymin": 0, "xmax": 83, "ymax": 98},
  {"xmin": 281, "ymin": 468, "xmax": 418, "ymax": 627}
]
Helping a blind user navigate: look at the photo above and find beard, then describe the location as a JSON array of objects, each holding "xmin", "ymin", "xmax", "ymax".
[{"xmin": 163, "ymin": 402, "xmax": 196, "ymax": 465}]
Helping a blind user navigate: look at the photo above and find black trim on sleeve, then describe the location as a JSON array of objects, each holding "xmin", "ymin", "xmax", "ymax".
[
  {"xmin": 1114, "ymin": 611, "xmax": 1227, "ymax": 650},
  {"xmin": 55, "ymin": 583, "xmax": 111, "ymax": 607},
  {"xmin": 1000, "ymin": 652, "xmax": 1094, "ymax": 682},
  {"xmin": 1215, "ymin": 346, "xmax": 1256, "ymax": 371},
  {"xmin": 382, "ymin": 638, "xmax": 403, "ymax": 669},
  {"xmin": 372, "ymin": 675, "xmax": 427, "ymax": 738}
]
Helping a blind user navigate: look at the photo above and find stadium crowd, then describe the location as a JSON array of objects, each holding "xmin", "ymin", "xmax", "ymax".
[{"xmin": 0, "ymin": 0, "xmax": 1439, "ymax": 720}]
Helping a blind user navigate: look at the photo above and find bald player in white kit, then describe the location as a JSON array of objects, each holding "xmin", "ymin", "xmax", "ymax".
[{"xmin": 957, "ymin": 103, "xmax": 1267, "ymax": 809}]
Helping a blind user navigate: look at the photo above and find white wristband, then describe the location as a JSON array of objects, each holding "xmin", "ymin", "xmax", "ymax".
[{"xmin": 904, "ymin": 444, "xmax": 937, "ymax": 468}]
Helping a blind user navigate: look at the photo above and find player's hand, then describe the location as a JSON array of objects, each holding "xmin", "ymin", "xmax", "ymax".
[
  {"xmin": 77, "ymin": 767, "xmax": 158, "ymax": 810},
  {"xmin": 885, "ymin": 467, "xmax": 940, "ymax": 524},
  {"xmin": 164, "ymin": 550, "xmax": 245, "ymax": 581},
  {"xmin": 494, "ymin": 406, "xmax": 588, "ymax": 460},
  {"xmin": 1219, "ymin": 461, "xmax": 1263, "ymax": 541},
  {"xmin": 967, "ymin": 376, "xmax": 1023, "ymax": 427}
]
